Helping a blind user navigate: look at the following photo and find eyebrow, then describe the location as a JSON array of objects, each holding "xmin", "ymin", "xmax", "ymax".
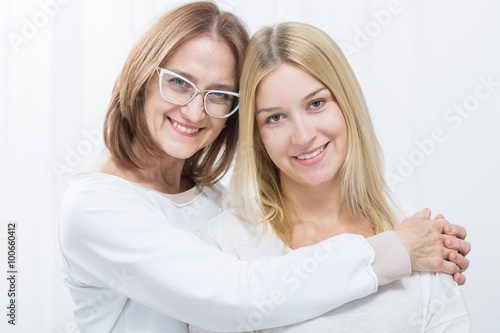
[
  {"xmin": 256, "ymin": 86, "xmax": 328, "ymax": 115},
  {"xmin": 171, "ymin": 69, "xmax": 236, "ymax": 92},
  {"xmin": 303, "ymin": 87, "xmax": 328, "ymax": 100}
]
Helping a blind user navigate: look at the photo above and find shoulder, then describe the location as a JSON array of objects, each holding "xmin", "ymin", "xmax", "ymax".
[
  {"xmin": 59, "ymin": 173, "xmax": 162, "ymax": 239},
  {"xmin": 200, "ymin": 181, "xmax": 227, "ymax": 206},
  {"xmin": 63, "ymin": 172, "xmax": 138, "ymax": 196},
  {"xmin": 61, "ymin": 173, "xmax": 148, "ymax": 214},
  {"xmin": 198, "ymin": 210, "xmax": 287, "ymax": 259},
  {"xmin": 416, "ymin": 272, "xmax": 470, "ymax": 330}
]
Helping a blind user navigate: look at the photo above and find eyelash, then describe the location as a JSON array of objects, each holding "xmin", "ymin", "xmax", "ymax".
[
  {"xmin": 308, "ymin": 99, "xmax": 325, "ymax": 109},
  {"xmin": 265, "ymin": 114, "xmax": 284, "ymax": 124},
  {"xmin": 262, "ymin": 99, "xmax": 327, "ymax": 124}
]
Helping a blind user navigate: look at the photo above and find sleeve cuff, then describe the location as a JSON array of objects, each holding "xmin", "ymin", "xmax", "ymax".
[{"xmin": 366, "ymin": 231, "xmax": 411, "ymax": 286}]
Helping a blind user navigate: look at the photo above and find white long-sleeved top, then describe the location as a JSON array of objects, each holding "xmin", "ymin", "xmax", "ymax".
[
  {"xmin": 190, "ymin": 211, "xmax": 470, "ymax": 333},
  {"xmin": 59, "ymin": 173, "xmax": 410, "ymax": 332}
]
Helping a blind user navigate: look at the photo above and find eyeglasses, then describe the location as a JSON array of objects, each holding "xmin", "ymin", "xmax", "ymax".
[{"xmin": 156, "ymin": 67, "xmax": 239, "ymax": 118}]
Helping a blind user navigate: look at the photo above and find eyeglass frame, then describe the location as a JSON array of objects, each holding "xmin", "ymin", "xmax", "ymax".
[{"xmin": 155, "ymin": 67, "xmax": 239, "ymax": 119}]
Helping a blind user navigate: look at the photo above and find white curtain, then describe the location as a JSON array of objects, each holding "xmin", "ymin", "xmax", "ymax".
[{"xmin": 0, "ymin": 0, "xmax": 498, "ymax": 332}]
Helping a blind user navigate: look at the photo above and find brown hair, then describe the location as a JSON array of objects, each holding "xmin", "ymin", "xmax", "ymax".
[{"xmin": 103, "ymin": 1, "xmax": 248, "ymax": 186}]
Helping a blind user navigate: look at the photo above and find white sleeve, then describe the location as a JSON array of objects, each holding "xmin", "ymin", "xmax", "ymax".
[
  {"xmin": 422, "ymin": 273, "xmax": 470, "ymax": 332},
  {"xmin": 60, "ymin": 183, "xmax": 379, "ymax": 332}
]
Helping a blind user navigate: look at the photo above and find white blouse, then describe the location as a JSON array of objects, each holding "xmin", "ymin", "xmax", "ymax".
[
  {"xmin": 190, "ymin": 210, "xmax": 470, "ymax": 333},
  {"xmin": 59, "ymin": 173, "xmax": 409, "ymax": 332}
]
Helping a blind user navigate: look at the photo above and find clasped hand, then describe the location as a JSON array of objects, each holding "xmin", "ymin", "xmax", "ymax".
[{"xmin": 394, "ymin": 208, "xmax": 471, "ymax": 285}]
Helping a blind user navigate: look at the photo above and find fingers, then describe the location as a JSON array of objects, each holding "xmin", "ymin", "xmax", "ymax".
[
  {"xmin": 407, "ymin": 208, "xmax": 432, "ymax": 221},
  {"xmin": 453, "ymin": 272, "xmax": 466, "ymax": 286},
  {"xmin": 433, "ymin": 213, "xmax": 445, "ymax": 220},
  {"xmin": 417, "ymin": 207, "xmax": 432, "ymax": 219},
  {"xmin": 443, "ymin": 223, "xmax": 468, "ymax": 240},
  {"xmin": 439, "ymin": 259, "xmax": 460, "ymax": 275},
  {"xmin": 443, "ymin": 235, "xmax": 471, "ymax": 256},
  {"xmin": 432, "ymin": 219, "xmax": 449, "ymax": 233},
  {"xmin": 447, "ymin": 251, "xmax": 470, "ymax": 272}
]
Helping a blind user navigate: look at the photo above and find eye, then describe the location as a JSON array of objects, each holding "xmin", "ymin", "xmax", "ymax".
[
  {"xmin": 208, "ymin": 92, "xmax": 232, "ymax": 103},
  {"xmin": 308, "ymin": 99, "xmax": 325, "ymax": 110},
  {"xmin": 168, "ymin": 77, "xmax": 190, "ymax": 91},
  {"xmin": 265, "ymin": 114, "xmax": 284, "ymax": 124}
]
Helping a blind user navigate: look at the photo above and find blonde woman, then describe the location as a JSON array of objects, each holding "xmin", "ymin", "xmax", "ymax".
[{"xmin": 193, "ymin": 22, "xmax": 469, "ymax": 332}]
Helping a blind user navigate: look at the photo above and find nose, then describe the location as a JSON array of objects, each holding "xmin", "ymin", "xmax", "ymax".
[
  {"xmin": 180, "ymin": 92, "xmax": 206, "ymax": 123},
  {"xmin": 290, "ymin": 116, "xmax": 315, "ymax": 145}
]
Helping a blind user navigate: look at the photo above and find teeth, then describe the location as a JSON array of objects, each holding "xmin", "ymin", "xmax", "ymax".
[
  {"xmin": 170, "ymin": 119, "xmax": 200, "ymax": 134},
  {"xmin": 296, "ymin": 146, "xmax": 324, "ymax": 160}
]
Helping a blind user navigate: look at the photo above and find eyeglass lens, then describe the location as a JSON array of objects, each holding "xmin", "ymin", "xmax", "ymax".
[{"xmin": 160, "ymin": 71, "xmax": 238, "ymax": 117}]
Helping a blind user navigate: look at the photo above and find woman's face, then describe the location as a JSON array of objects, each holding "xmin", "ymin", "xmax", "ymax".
[
  {"xmin": 144, "ymin": 35, "xmax": 236, "ymax": 160},
  {"xmin": 255, "ymin": 63, "xmax": 348, "ymax": 190}
]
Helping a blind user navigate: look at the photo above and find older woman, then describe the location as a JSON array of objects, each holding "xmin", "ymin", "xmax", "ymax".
[{"xmin": 59, "ymin": 2, "xmax": 470, "ymax": 333}]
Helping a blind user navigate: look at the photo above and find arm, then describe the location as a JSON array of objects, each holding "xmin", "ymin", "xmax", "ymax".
[{"xmin": 59, "ymin": 184, "xmax": 381, "ymax": 332}]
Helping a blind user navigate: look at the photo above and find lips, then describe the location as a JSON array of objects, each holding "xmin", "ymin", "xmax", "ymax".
[
  {"xmin": 169, "ymin": 117, "xmax": 201, "ymax": 134},
  {"xmin": 295, "ymin": 144, "xmax": 327, "ymax": 160}
]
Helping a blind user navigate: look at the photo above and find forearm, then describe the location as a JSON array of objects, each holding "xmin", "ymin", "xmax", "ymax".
[{"xmin": 366, "ymin": 231, "xmax": 411, "ymax": 286}]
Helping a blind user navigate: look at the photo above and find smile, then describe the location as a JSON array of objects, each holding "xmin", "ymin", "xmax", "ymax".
[
  {"xmin": 295, "ymin": 144, "xmax": 326, "ymax": 160},
  {"xmin": 169, "ymin": 118, "xmax": 201, "ymax": 134}
]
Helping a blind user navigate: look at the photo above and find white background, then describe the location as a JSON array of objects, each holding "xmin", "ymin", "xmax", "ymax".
[{"xmin": 0, "ymin": 0, "xmax": 499, "ymax": 332}]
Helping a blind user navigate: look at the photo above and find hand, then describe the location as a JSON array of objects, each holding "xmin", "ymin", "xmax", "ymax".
[
  {"xmin": 394, "ymin": 209, "xmax": 462, "ymax": 280},
  {"xmin": 434, "ymin": 213, "xmax": 471, "ymax": 285}
]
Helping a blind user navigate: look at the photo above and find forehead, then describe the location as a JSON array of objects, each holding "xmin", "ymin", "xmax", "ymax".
[
  {"xmin": 256, "ymin": 64, "xmax": 326, "ymax": 107},
  {"xmin": 164, "ymin": 35, "xmax": 237, "ymax": 86}
]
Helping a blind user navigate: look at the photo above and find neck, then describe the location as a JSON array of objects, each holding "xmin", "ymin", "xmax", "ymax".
[
  {"xmin": 90, "ymin": 146, "xmax": 194, "ymax": 194},
  {"xmin": 281, "ymin": 176, "xmax": 343, "ymax": 223},
  {"xmin": 281, "ymin": 177, "xmax": 373, "ymax": 249}
]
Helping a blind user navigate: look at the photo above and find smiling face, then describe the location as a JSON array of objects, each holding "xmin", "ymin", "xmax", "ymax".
[
  {"xmin": 144, "ymin": 35, "xmax": 237, "ymax": 160},
  {"xmin": 255, "ymin": 63, "xmax": 348, "ymax": 190}
]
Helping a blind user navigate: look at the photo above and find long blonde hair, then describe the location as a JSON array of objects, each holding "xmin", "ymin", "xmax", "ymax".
[
  {"xmin": 103, "ymin": 1, "xmax": 248, "ymax": 186},
  {"xmin": 227, "ymin": 22, "xmax": 397, "ymax": 245}
]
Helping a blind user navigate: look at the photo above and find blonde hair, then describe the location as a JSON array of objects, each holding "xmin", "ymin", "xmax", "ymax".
[
  {"xmin": 228, "ymin": 22, "xmax": 397, "ymax": 245},
  {"xmin": 103, "ymin": 1, "xmax": 248, "ymax": 186}
]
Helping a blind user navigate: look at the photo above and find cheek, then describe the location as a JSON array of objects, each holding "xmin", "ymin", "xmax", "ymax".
[
  {"xmin": 147, "ymin": 108, "xmax": 167, "ymax": 135},
  {"xmin": 330, "ymin": 110, "xmax": 348, "ymax": 141},
  {"xmin": 210, "ymin": 118, "xmax": 228, "ymax": 137},
  {"xmin": 334, "ymin": 121, "xmax": 349, "ymax": 157},
  {"xmin": 260, "ymin": 130, "xmax": 282, "ymax": 161}
]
